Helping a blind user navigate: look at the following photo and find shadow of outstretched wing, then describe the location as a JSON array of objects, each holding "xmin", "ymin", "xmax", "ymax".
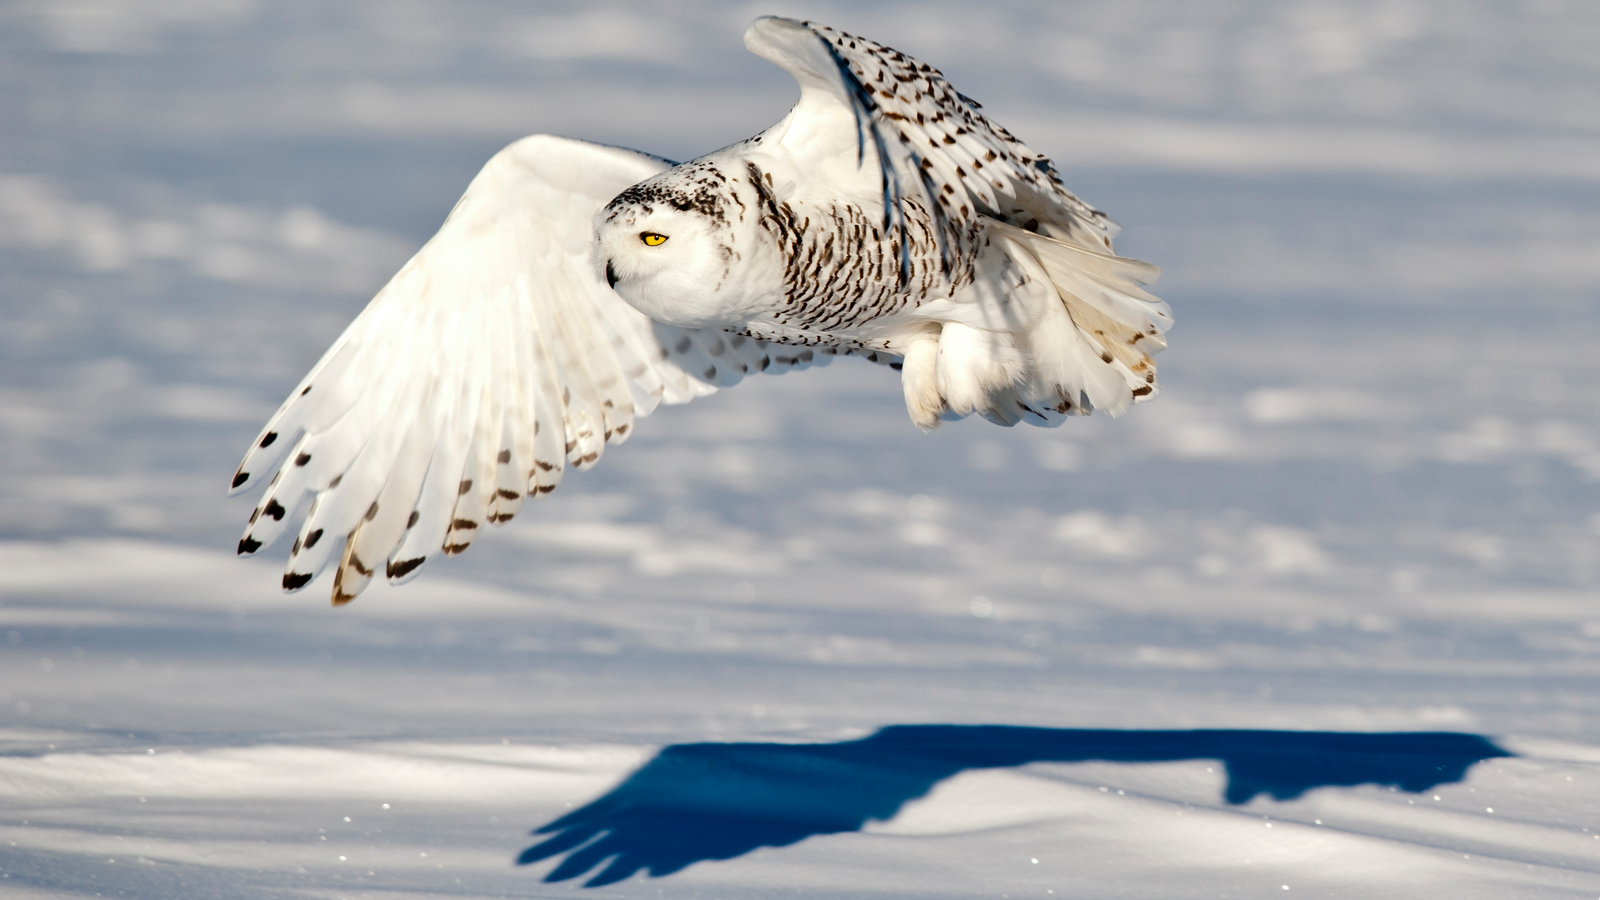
[{"xmin": 519, "ymin": 725, "xmax": 1510, "ymax": 886}]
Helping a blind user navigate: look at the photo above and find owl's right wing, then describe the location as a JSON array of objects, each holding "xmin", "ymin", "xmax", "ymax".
[
  {"xmin": 743, "ymin": 18, "xmax": 1145, "ymax": 266},
  {"xmin": 229, "ymin": 135, "xmax": 827, "ymax": 605}
]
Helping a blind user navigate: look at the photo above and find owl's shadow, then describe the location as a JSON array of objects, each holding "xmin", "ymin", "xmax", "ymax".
[{"xmin": 518, "ymin": 725, "xmax": 1509, "ymax": 887}]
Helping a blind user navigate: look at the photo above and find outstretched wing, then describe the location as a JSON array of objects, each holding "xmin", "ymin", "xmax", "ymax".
[
  {"xmin": 745, "ymin": 18, "xmax": 1171, "ymax": 427},
  {"xmin": 743, "ymin": 17, "xmax": 1128, "ymax": 274},
  {"xmin": 230, "ymin": 135, "xmax": 827, "ymax": 605}
]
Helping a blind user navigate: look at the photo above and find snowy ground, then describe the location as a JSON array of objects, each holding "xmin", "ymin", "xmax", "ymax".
[{"xmin": 2, "ymin": 1, "xmax": 1599, "ymax": 897}]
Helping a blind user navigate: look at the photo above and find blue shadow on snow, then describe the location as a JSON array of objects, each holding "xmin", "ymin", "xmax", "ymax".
[{"xmin": 518, "ymin": 725, "xmax": 1510, "ymax": 886}]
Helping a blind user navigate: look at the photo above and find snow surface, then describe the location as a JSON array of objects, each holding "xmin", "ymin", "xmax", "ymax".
[{"xmin": 2, "ymin": 1, "xmax": 1599, "ymax": 896}]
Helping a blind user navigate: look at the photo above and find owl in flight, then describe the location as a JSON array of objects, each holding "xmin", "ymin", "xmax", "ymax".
[{"xmin": 230, "ymin": 17, "xmax": 1172, "ymax": 605}]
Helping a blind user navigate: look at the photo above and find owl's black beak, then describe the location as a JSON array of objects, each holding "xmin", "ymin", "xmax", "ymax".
[{"xmin": 605, "ymin": 259, "xmax": 619, "ymax": 289}]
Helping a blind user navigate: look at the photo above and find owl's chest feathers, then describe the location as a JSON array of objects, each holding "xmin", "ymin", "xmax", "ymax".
[{"xmin": 729, "ymin": 162, "xmax": 970, "ymax": 336}]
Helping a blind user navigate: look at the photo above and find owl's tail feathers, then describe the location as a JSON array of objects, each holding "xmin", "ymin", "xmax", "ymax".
[
  {"xmin": 897, "ymin": 223, "xmax": 1170, "ymax": 430},
  {"xmin": 998, "ymin": 222, "xmax": 1170, "ymax": 425}
]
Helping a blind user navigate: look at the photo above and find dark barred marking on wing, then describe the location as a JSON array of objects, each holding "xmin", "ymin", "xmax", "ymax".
[
  {"xmin": 791, "ymin": 20, "xmax": 1120, "ymax": 256},
  {"xmin": 746, "ymin": 161, "xmax": 973, "ymax": 335}
]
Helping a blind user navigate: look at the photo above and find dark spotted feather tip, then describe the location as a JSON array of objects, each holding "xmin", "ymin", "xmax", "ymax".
[
  {"xmin": 282, "ymin": 572, "xmax": 313, "ymax": 592},
  {"xmin": 387, "ymin": 557, "xmax": 425, "ymax": 580}
]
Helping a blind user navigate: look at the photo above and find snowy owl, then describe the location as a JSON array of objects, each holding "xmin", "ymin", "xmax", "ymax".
[{"xmin": 230, "ymin": 17, "xmax": 1172, "ymax": 604}]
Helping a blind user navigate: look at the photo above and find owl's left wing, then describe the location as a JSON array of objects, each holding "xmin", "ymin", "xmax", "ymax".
[{"xmin": 230, "ymin": 135, "xmax": 825, "ymax": 605}]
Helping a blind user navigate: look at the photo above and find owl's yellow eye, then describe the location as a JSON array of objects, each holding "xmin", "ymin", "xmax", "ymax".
[{"xmin": 640, "ymin": 232, "xmax": 668, "ymax": 247}]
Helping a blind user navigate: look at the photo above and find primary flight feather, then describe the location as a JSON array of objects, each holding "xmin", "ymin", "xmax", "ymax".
[{"xmin": 231, "ymin": 17, "xmax": 1172, "ymax": 605}]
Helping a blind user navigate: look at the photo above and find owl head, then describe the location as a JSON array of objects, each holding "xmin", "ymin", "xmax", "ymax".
[{"xmin": 594, "ymin": 164, "xmax": 767, "ymax": 329}]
